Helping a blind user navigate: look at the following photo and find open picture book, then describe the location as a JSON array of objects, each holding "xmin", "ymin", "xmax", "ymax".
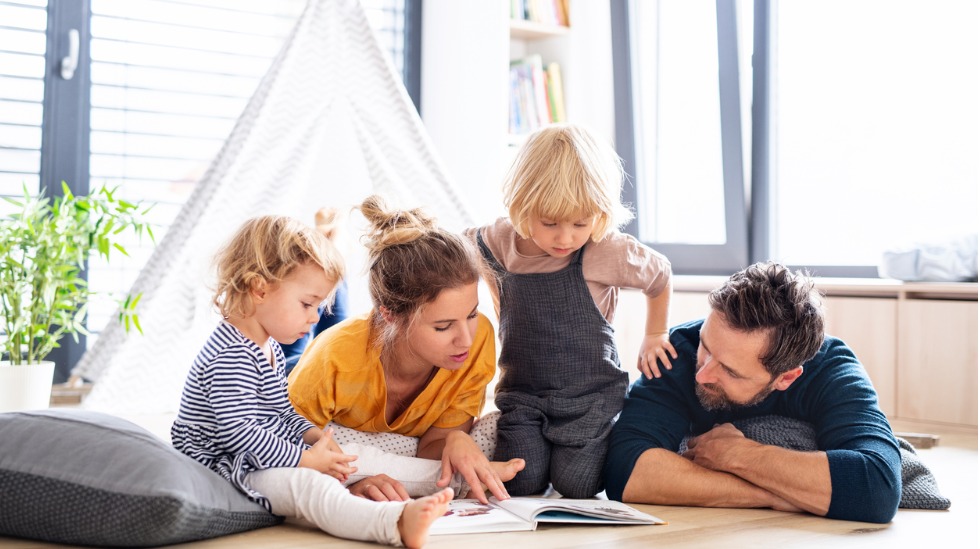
[{"xmin": 429, "ymin": 496, "xmax": 666, "ymax": 535}]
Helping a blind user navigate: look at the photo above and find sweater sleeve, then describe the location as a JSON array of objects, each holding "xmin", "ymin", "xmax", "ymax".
[
  {"xmin": 604, "ymin": 323, "xmax": 701, "ymax": 500},
  {"xmin": 805, "ymin": 339, "xmax": 901, "ymax": 523}
]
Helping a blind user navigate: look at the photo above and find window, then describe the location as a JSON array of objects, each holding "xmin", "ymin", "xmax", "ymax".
[
  {"xmin": 0, "ymin": 0, "xmax": 419, "ymax": 379},
  {"xmin": 613, "ymin": 0, "xmax": 978, "ymax": 277},
  {"xmin": 0, "ymin": 0, "xmax": 47, "ymax": 199},
  {"xmin": 613, "ymin": 0, "xmax": 752, "ymax": 275},
  {"xmin": 767, "ymin": 0, "xmax": 978, "ymax": 272}
]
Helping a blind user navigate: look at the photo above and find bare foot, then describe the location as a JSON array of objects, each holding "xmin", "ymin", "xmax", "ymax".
[
  {"xmin": 314, "ymin": 207, "xmax": 342, "ymax": 241},
  {"xmin": 397, "ymin": 488, "xmax": 453, "ymax": 549},
  {"xmin": 491, "ymin": 458, "xmax": 525, "ymax": 483}
]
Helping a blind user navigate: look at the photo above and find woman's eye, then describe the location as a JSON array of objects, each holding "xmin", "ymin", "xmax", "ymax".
[{"xmin": 435, "ymin": 325, "xmax": 450, "ymax": 332}]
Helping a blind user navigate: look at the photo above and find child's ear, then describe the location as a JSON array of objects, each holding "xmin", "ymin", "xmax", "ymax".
[{"xmin": 250, "ymin": 278, "xmax": 269, "ymax": 303}]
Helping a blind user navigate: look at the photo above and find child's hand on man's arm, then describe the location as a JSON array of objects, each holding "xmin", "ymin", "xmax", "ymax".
[
  {"xmin": 638, "ymin": 332, "xmax": 677, "ymax": 379},
  {"xmin": 638, "ymin": 286, "xmax": 677, "ymax": 379}
]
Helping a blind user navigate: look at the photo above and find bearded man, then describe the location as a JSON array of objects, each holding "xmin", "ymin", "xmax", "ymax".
[{"xmin": 604, "ymin": 262, "xmax": 901, "ymax": 524}]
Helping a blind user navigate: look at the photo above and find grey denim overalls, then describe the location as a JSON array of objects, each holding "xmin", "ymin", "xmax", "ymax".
[{"xmin": 478, "ymin": 232, "xmax": 628, "ymax": 498}]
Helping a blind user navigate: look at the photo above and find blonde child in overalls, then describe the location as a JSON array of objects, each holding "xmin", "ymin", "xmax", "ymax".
[{"xmin": 466, "ymin": 124, "xmax": 676, "ymax": 498}]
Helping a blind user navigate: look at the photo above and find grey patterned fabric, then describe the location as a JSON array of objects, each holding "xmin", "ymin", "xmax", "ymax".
[
  {"xmin": 479, "ymin": 235, "xmax": 627, "ymax": 498},
  {"xmin": 0, "ymin": 409, "xmax": 281, "ymax": 547},
  {"xmin": 73, "ymin": 0, "xmax": 475, "ymax": 415},
  {"xmin": 678, "ymin": 415, "xmax": 951, "ymax": 510}
]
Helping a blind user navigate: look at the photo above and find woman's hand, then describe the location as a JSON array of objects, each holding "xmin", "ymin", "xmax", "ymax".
[
  {"xmin": 436, "ymin": 429, "xmax": 509, "ymax": 504},
  {"xmin": 347, "ymin": 474, "xmax": 411, "ymax": 502}
]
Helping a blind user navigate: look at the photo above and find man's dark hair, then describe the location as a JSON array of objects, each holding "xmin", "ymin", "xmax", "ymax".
[{"xmin": 708, "ymin": 262, "xmax": 825, "ymax": 377}]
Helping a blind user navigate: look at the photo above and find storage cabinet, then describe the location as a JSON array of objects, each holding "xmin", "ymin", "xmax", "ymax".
[
  {"xmin": 897, "ymin": 298, "xmax": 978, "ymax": 426},
  {"xmin": 823, "ymin": 297, "xmax": 898, "ymax": 417}
]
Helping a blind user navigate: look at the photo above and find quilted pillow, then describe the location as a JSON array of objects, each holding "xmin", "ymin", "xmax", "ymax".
[{"xmin": 0, "ymin": 409, "xmax": 281, "ymax": 547}]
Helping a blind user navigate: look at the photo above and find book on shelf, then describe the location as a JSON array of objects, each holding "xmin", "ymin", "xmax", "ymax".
[
  {"xmin": 509, "ymin": 55, "xmax": 566, "ymax": 135},
  {"xmin": 511, "ymin": 0, "xmax": 570, "ymax": 27},
  {"xmin": 429, "ymin": 496, "xmax": 666, "ymax": 535},
  {"xmin": 545, "ymin": 61, "xmax": 566, "ymax": 123}
]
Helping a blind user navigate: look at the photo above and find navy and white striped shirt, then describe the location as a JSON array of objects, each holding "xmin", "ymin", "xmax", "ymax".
[{"xmin": 171, "ymin": 321, "xmax": 316, "ymax": 508}]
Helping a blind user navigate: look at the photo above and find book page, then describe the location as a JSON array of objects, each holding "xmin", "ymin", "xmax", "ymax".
[
  {"xmin": 429, "ymin": 499, "xmax": 534, "ymax": 535},
  {"xmin": 493, "ymin": 497, "xmax": 666, "ymax": 525}
]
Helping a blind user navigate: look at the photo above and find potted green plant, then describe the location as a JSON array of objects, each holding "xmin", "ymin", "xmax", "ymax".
[{"xmin": 0, "ymin": 182, "xmax": 153, "ymax": 412}]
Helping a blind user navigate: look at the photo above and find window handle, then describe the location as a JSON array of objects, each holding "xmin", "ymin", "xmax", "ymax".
[{"xmin": 60, "ymin": 29, "xmax": 79, "ymax": 80}]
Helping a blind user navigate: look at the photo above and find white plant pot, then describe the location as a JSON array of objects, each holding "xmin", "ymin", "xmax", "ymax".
[{"xmin": 0, "ymin": 361, "xmax": 56, "ymax": 413}]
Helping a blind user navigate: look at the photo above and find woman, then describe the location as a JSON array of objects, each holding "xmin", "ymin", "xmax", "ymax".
[{"xmin": 288, "ymin": 195, "xmax": 522, "ymax": 504}]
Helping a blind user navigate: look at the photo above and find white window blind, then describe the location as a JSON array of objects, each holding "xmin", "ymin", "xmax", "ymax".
[
  {"xmin": 0, "ymin": 0, "xmax": 412, "ymax": 340},
  {"xmin": 0, "ymin": 0, "xmax": 47, "ymax": 201},
  {"xmin": 83, "ymin": 0, "xmax": 308, "ymax": 331},
  {"xmin": 81, "ymin": 0, "xmax": 412, "ymax": 336}
]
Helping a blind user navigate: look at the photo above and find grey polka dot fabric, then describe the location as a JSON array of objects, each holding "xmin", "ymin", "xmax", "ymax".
[{"xmin": 328, "ymin": 411, "xmax": 499, "ymax": 460}]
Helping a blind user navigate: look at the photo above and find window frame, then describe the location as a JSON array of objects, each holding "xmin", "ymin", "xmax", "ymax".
[
  {"xmin": 611, "ymin": 0, "xmax": 749, "ymax": 276},
  {"xmin": 39, "ymin": 0, "xmax": 92, "ymax": 375}
]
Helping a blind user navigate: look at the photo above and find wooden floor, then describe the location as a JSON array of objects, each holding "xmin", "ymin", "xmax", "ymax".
[{"xmin": 2, "ymin": 418, "xmax": 975, "ymax": 548}]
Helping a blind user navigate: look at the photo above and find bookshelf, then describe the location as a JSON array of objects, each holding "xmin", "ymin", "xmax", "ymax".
[
  {"xmin": 421, "ymin": 1, "xmax": 615, "ymax": 226},
  {"xmin": 508, "ymin": 12, "xmax": 569, "ymax": 141},
  {"xmin": 509, "ymin": 18, "xmax": 569, "ymax": 40}
]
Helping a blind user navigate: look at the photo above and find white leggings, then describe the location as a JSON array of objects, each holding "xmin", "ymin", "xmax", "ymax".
[
  {"xmin": 247, "ymin": 467, "xmax": 405, "ymax": 546},
  {"xmin": 243, "ymin": 413, "xmax": 500, "ymax": 545},
  {"xmin": 333, "ymin": 411, "xmax": 500, "ymax": 497}
]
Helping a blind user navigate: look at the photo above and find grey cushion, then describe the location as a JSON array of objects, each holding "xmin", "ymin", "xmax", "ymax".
[{"xmin": 0, "ymin": 409, "xmax": 281, "ymax": 547}]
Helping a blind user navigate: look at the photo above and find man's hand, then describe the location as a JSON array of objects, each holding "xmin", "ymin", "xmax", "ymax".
[{"xmin": 682, "ymin": 422, "xmax": 751, "ymax": 471}]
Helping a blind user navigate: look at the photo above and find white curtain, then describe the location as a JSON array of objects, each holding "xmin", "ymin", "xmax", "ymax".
[{"xmin": 74, "ymin": 0, "xmax": 474, "ymax": 413}]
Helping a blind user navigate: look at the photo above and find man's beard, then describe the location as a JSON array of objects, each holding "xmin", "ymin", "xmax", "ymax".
[{"xmin": 695, "ymin": 380, "xmax": 777, "ymax": 412}]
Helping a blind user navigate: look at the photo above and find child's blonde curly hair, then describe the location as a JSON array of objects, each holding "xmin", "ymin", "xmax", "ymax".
[{"xmin": 212, "ymin": 215, "xmax": 344, "ymax": 319}]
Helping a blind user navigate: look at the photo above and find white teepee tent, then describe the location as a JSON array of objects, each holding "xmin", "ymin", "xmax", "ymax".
[{"xmin": 73, "ymin": 0, "xmax": 474, "ymax": 413}]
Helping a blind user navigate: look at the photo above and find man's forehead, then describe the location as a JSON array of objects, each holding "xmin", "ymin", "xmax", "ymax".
[{"xmin": 701, "ymin": 312, "xmax": 770, "ymax": 373}]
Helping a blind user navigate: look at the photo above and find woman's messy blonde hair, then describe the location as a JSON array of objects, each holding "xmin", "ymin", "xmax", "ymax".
[
  {"xmin": 212, "ymin": 215, "xmax": 344, "ymax": 319},
  {"xmin": 503, "ymin": 123, "xmax": 634, "ymax": 241},
  {"xmin": 359, "ymin": 194, "xmax": 489, "ymax": 350}
]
